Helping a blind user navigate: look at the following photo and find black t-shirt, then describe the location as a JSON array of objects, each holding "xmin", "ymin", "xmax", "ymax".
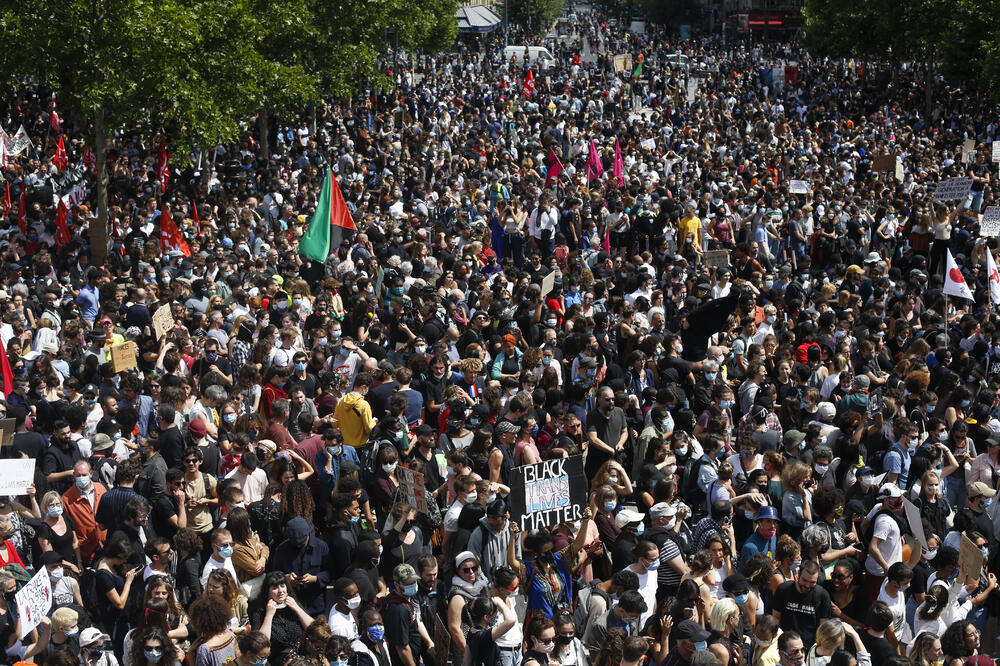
[
  {"xmin": 10, "ymin": 431, "xmax": 45, "ymax": 460},
  {"xmin": 287, "ymin": 372, "xmax": 320, "ymax": 399},
  {"xmin": 383, "ymin": 595, "xmax": 423, "ymax": 665},
  {"xmin": 151, "ymin": 494, "xmax": 180, "ymax": 541},
  {"xmin": 158, "ymin": 426, "xmax": 186, "ymax": 469},
  {"xmin": 860, "ymin": 631, "xmax": 895, "ymax": 661},
  {"xmin": 772, "ymin": 580, "xmax": 832, "ymax": 646}
]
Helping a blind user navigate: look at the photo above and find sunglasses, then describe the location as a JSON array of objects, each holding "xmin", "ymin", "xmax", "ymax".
[{"xmin": 461, "ymin": 565, "xmax": 479, "ymax": 573}]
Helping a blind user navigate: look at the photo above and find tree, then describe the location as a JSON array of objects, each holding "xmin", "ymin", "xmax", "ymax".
[
  {"xmin": 0, "ymin": 0, "xmax": 315, "ymax": 261},
  {"xmin": 504, "ymin": 0, "xmax": 566, "ymax": 32}
]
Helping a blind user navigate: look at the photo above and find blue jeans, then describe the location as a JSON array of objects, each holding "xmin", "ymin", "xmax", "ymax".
[
  {"xmin": 499, "ymin": 646, "xmax": 522, "ymax": 666},
  {"xmin": 946, "ymin": 475, "xmax": 967, "ymax": 512}
]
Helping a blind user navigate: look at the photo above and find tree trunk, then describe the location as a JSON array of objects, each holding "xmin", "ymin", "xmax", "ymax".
[
  {"xmin": 91, "ymin": 108, "xmax": 109, "ymax": 265},
  {"xmin": 925, "ymin": 61, "xmax": 934, "ymax": 120},
  {"xmin": 257, "ymin": 109, "xmax": 269, "ymax": 163}
]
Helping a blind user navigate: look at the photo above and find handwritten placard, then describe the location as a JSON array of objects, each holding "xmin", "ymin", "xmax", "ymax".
[
  {"xmin": 981, "ymin": 207, "xmax": 1000, "ymax": 237},
  {"xmin": 933, "ymin": 177, "xmax": 974, "ymax": 202},
  {"xmin": 396, "ymin": 466, "xmax": 428, "ymax": 514},
  {"xmin": 0, "ymin": 459, "xmax": 35, "ymax": 496},
  {"xmin": 704, "ymin": 249, "xmax": 731, "ymax": 268},
  {"xmin": 992, "ymin": 141, "xmax": 1000, "ymax": 162},
  {"xmin": 510, "ymin": 455, "xmax": 587, "ymax": 531},
  {"xmin": 152, "ymin": 304, "xmax": 174, "ymax": 339},
  {"xmin": 110, "ymin": 341, "xmax": 138, "ymax": 373},
  {"xmin": 15, "ymin": 566, "xmax": 52, "ymax": 638},
  {"xmin": 789, "ymin": 180, "xmax": 812, "ymax": 194}
]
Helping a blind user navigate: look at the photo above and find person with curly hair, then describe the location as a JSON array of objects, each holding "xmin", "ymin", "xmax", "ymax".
[{"xmin": 188, "ymin": 594, "xmax": 239, "ymax": 666}]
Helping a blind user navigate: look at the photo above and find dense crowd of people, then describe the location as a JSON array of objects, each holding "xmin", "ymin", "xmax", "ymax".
[{"xmin": 1, "ymin": 3, "xmax": 1000, "ymax": 666}]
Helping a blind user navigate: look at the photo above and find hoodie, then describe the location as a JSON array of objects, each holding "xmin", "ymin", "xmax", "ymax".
[
  {"xmin": 467, "ymin": 515, "xmax": 519, "ymax": 578},
  {"xmin": 333, "ymin": 391, "xmax": 377, "ymax": 448}
]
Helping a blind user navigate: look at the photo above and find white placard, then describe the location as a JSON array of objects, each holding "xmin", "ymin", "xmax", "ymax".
[
  {"xmin": 981, "ymin": 207, "xmax": 1000, "ymax": 237},
  {"xmin": 686, "ymin": 80, "xmax": 697, "ymax": 103},
  {"xmin": 0, "ymin": 460, "xmax": 34, "ymax": 496},
  {"xmin": 932, "ymin": 177, "xmax": 974, "ymax": 202},
  {"xmin": 993, "ymin": 141, "xmax": 1000, "ymax": 162},
  {"xmin": 902, "ymin": 497, "xmax": 928, "ymax": 550},
  {"xmin": 640, "ymin": 138, "xmax": 656, "ymax": 151},
  {"xmin": 15, "ymin": 567, "xmax": 52, "ymax": 638},
  {"xmin": 789, "ymin": 180, "xmax": 811, "ymax": 194}
]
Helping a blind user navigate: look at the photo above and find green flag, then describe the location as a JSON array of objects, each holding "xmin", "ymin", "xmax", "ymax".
[
  {"xmin": 633, "ymin": 62, "xmax": 642, "ymax": 78},
  {"xmin": 298, "ymin": 167, "xmax": 333, "ymax": 262}
]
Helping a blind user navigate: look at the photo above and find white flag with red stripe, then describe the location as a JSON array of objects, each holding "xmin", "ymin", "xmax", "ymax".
[
  {"xmin": 988, "ymin": 249, "xmax": 1000, "ymax": 305},
  {"xmin": 943, "ymin": 248, "xmax": 975, "ymax": 301}
]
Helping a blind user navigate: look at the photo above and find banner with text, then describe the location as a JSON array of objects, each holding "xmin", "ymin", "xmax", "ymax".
[
  {"xmin": 510, "ymin": 455, "xmax": 587, "ymax": 531},
  {"xmin": 16, "ymin": 566, "xmax": 52, "ymax": 638}
]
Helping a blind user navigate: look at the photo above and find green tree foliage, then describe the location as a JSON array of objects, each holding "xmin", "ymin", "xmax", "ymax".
[{"xmin": 504, "ymin": 0, "xmax": 567, "ymax": 31}]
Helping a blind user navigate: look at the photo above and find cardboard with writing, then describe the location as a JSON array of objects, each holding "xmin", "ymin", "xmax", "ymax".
[
  {"xmin": 397, "ymin": 466, "xmax": 428, "ymax": 514},
  {"xmin": 981, "ymin": 207, "xmax": 1000, "ymax": 237},
  {"xmin": 510, "ymin": 455, "xmax": 587, "ymax": 531},
  {"xmin": 959, "ymin": 533, "xmax": 984, "ymax": 580},
  {"xmin": 111, "ymin": 341, "xmax": 138, "ymax": 373},
  {"xmin": 933, "ymin": 177, "xmax": 974, "ymax": 202},
  {"xmin": 152, "ymin": 304, "xmax": 174, "ymax": 339}
]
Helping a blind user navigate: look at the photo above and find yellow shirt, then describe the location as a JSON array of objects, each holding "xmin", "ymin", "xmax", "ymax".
[{"xmin": 680, "ymin": 214, "xmax": 702, "ymax": 245}]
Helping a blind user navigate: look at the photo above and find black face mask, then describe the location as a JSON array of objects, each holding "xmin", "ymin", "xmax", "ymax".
[{"xmin": 3, "ymin": 590, "xmax": 15, "ymax": 602}]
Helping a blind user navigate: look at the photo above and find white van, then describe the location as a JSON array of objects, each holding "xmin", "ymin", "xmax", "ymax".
[{"xmin": 503, "ymin": 46, "xmax": 557, "ymax": 70}]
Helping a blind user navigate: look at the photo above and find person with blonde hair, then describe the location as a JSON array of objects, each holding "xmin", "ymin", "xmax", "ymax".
[
  {"xmin": 804, "ymin": 618, "xmax": 869, "ymax": 666},
  {"xmin": 707, "ymin": 597, "xmax": 741, "ymax": 665}
]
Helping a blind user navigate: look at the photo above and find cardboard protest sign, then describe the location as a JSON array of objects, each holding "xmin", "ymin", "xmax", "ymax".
[
  {"xmin": 988, "ymin": 356, "xmax": 1000, "ymax": 382},
  {"xmin": 396, "ymin": 466, "xmax": 428, "ymax": 514},
  {"xmin": 152, "ymin": 304, "xmax": 174, "ymax": 339},
  {"xmin": 15, "ymin": 566, "xmax": 51, "ymax": 638},
  {"xmin": 0, "ymin": 419, "xmax": 14, "ymax": 448},
  {"xmin": 704, "ymin": 250, "xmax": 730, "ymax": 268},
  {"xmin": 540, "ymin": 272, "xmax": 556, "ymax": 298},
  {"xmin": 789, "ymin": 180, "xmax": 811, "ymax": 194},
  {"xmin": 895, "ymin": 161, "xmax": 905, "ymax": 183},
  {"xmin": 434, "ymin": 615, "xmax": 451, "ymax": 666},
  {"xmin": 872, "ymin": 153, "xmax": 897, "ymax": 172},
  {"xmin": 981, "ymin": 207, "xmax": 1000, "ymax": 237},
  {"xmin": 963, "ymin": 138, "xmax": 976, "ymax": 164},
  {"xmin": 959, "ymin": 533, "xmax": 984, "ymax": 580},
  {"xmin": 0, "ymin": 459, "xmax": 35, "ymax": 496},
  {"xmin": 902, "ymin": 497, "xmax": 928, "ymax": 550},
  {"xmin": 613, "ymin": 55, "xmax": 632, "ymax": 73},
  {"xmin": 932, "ymin": 177, "xmax": 974, "ymax": 202},
  {"xmin": 111, "ymin": 341, "xmax": 138, "ymax": 373},
  {"xmin": 993, "ymin": 140, "xmax": 1000, "ymax": 162},
  {"xmin": 510, "ymin": 455, "xmax": 587, "ymax": 531}
]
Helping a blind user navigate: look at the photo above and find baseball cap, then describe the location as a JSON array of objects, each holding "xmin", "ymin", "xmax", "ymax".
[
  {"xmin": 649, "ymin": 503, "xmax": 676, "ymax": 521},
  {"xmin": 968, "ymin": 482, "xmax": 997, "ymax": 499},
  {"xmin": 394, "ymin": 563, "xmax": 419, "ymax": 584},
  {"xmin": 722, "ymin": 573, "xmax": 749, "ymax": 594},
  {"xmin": 615, "ymin": 508, "xmax": 645, "ymax": 529},
  {"xmin": 495, "ymin": 420, "xmax": 520, "ymax": 435},
  {"xmin": 79, "ymin": 628, "xmax": 111, "ymax": 648},
  {"xmin": 285, "ymin": 517, "xmax": 312, "ymax": 545},
  {"xmin": 877, "ymin": 484, "xmax": 904, "ymax": 499},
  {"xmin": 675, "ymin": 619, "xmax": 711, "ymax": 642},
  {"xmin": 818, "ymin": 402, "xmax": 837, "ymax": 421}
]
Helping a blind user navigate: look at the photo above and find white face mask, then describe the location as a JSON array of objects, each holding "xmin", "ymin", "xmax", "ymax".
[
  {"xmin": 465, "ymin": 490, "xmax": 478, "ymax": 503},
  {"xmin": 346, "ymin": 595, "xmax": 361, "ymax": 610},
  {"xmin": 382, "ymin": 463, "xmax": 397, "ymax": 474}
]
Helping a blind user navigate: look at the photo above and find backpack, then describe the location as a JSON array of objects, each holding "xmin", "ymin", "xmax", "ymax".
[
  {"xmin": 79, "ymin": 567, "xmax": 106, "ymax": 627},
  {"xmin": 574, "ymin": 582, "xmax": 611, "ymax": 635},
  {"xmin": 358, "ymin": 439, "xmax": 391, "ymax": 488}
]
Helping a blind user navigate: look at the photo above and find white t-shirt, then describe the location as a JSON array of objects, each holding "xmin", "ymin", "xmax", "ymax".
[
  {"xmin": 493, "ymin": 595, "xmax": 522, "ymax": 648},
  {"xmin": 876, "ymin": 579, "xmax": 910, "ymax": 644},
  {"xmin": 627, "ymin": 564, "xmax": 658, "ymax": 628},
  {"xmin": 327, "ymin": 607, "xmax": 359, "ymax": 640},
  {"xmin": 201, "ymin": 556, "xmax": 239, "ymax": 586},
  {"xmin": 864, "ymin": 513, "xmax": 901, "ymax": 576}
]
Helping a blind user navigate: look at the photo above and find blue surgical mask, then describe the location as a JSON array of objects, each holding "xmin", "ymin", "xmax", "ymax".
[
  {"xmin": 705, "ymin": 372, "xmax": 717, "ymax": 382},
  {"xmin": 604, "ymin": 500, "xmax": 617, "ymax": 512},
  {"xmin": 219, "ymin": 545, "xmax": 234, "ymax": 559},
  {"xmin": 733, "ymin": 593, "xmax": 749, "ymax": 605},
  {"xmin": 251, "ymin": 659, "xmax": 268, "ymax": 666},
  {"xmin": 925, "ymin": 405, "xmax": 935, "ymax": 414},
  {"xmin": 962, "ymin": 399, "xmax": 971, "ymax": 407},
  {"xmin": 144, "ymin": 648, "xmax": 164, "ymax": 663},
  {"xmin": 223, "ymin": 413, "xmax": 237, "ymax": 425},
  {"xmin": 715, "ymin": 448, "xmax": 727, "ymax": 459},
  {"xmin": 65, "ymin": 627, "xmax": 79, "ymax": 637},
  {"xmin": 317, "ymin": 337, "xmax": 328, "ymax": 346},
  {"xmin": 47, "ymin": 506, "xmax": 63, "ymax": 518},
  {"xmin": 720, "ymin": 399, "xmax": 733, "ymax": 409},
  {"xmin": 349, "ymin": 515, "xmax": 360, "ymax": 524},
  {"xmin": 403, "ymin": 582, "xmax": 418, "ymax": 596},
  {"xmin": 694, "ymin": 641, "xmax": 708, "ymax": 651},
  {"xmin": 295, "ymin": 362, "xmax": 307, "ymax": 372},
  {"xmin": 75, "ymin": 475, "xmax": 91, "ymax": 490},
  {"xmin": 634, "ymin": 523, "xmax": 645, "ymax": 536}
]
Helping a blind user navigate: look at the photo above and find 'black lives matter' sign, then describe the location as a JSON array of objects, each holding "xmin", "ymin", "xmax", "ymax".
[{"xmin": 510, "ymin": 455, "xmax": 588, "ymax": 531}]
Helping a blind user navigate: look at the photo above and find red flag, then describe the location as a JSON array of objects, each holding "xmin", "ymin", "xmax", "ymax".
[
  {"xmin": 55, "ymin": 200, "xmax": 71, "ymax": 247},
  {"xmin": 49, "ymin": 99, "xmax": 60, "ymax": 135},
  {"xmin": 53, "ymin": 135, "xmax": 68, "ymax": 172},
  {"xmin": 157, "ymin": 138, "xmax": 170, "ymax": 193},
  {"xmin": 0, "ymin": 184, "xmax": 9, "ymax": 218},
  {"xmin": 545, "ymin": 147, "xmax": 564, "ymax": 186},
  {"xmin": 192, "ymin": 199, "xmax": 201, "ymax": 236},
  {"xmin": 522, "ymin": 69, "xmax": 536, "ymax": 98},
  {"xmin": 160, "ymin": 206, "xmax": 192, "ymax": 257},
  {"xmin": 17, "ymin": 187, "xmax": 26, "ymax": 234},
  {"xmin": 82, "ymin": 146, "xmax": 96, "ymax": 175},
  {"xmin": 0, "ymin": 335, "xmax": 14, "ymax": 400}
]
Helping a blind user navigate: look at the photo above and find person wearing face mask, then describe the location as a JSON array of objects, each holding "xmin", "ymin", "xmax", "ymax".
[
  {"xmin": 383, "ymin": 563, "xmax": 429, "ymax": 666},
  {"xmin": 79, "ymin": 627, "xmax": 119, "ymax": 666},
  {"xmin": 876, "ymin": 562, "xmax": 915, "ymax": 648},
  {"xmin": 664, "ymin": 618, "xmax": 712, "ymax": 666},
  {"xmin": 467, "ymin": 500, "xmax": 518, "ymax": 583},
  {"xmin": 864, "ymin": 485, "xmax": 921, "ymax": 603},
  {"xmin": 60, "ymin": 459, "xmax": 107, "ymax": 566},
  {"xmin": 333, "ymin": 371, "xmax": 377, "ymax": 450},
  {"xmin": 626, "ymin": 540, "xmax": 662, "ymax": 628},
  {"xmin": 636, "ymin": 406, "xmax": 675, "ymax": 480},
  {"xmin": 235, "ymin": 630, "xmax": 270, "ymax": 666},
  {"xmin": 40, "ymin": 550, "xmax": 83, "ymax": 606},
  {"xmin": 44, "ymin": 420, "xmax": 85, "ymax": 494},
  {"xmin": 327, "ymin": 577, "xmax": 362, "ymax": 640},
  {"xmin": 350, "ymin": 609, "xmax": 390, "ymax": 666},
  {"xmin": 739, "ymin": 505, "xmax": 780, "ymax": 569},
  {"xmin": 272, "ymin": 517, "xmax": 330, "ymax": 615},
  {"xmin": 883, "ymin": 420, "xmax": 919, "ymax": 488},
  {"xmin": 611, "ymin": 508, "xmax": 648, "ymax": 571}
]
